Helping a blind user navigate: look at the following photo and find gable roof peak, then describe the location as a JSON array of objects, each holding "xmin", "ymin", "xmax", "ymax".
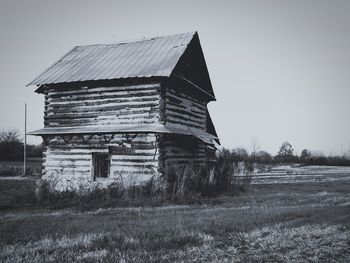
[{"xmin": 27, "ymin": 31, "xmax": 199, "ymax": 87}]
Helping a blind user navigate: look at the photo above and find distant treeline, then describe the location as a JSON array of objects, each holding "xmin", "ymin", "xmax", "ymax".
[
  {"xmin": 0, "ymin": 130, "xmax": 42, "ymax": 161},
  {"xmin": 222, "ymin": 140, "xmax": 350, "ymax": 167}
]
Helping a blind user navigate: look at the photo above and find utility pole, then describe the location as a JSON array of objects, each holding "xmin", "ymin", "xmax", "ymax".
[{"xmin": 24, "ymin": 103, "xmax": 27, "ymax": 176}]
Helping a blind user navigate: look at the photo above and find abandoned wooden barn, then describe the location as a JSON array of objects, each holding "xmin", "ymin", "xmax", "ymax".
[{"xmin": 27, "ymin": 32, "xmax": 220, "ymax": 191}]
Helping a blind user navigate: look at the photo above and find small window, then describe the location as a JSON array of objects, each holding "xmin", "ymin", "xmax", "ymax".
[{"xmin": 92, "ymin": 152, "xmax": 110, "ymax": 180}]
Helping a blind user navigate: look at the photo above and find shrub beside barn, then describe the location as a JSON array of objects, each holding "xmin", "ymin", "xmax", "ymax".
[{"xmin": 27, "ymin": 32, "xmax": 219, "ymax": 192}]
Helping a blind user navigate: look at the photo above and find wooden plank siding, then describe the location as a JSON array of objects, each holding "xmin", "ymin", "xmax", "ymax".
[
  {"xmin": 160, "ymin": 83, "xmax": 209, "ymax": 170},
  {"xmin": 163, "ymin": 85, "xmax": 207, "ymax": 132},
  {"xmin": 42, "ymin": 83, "xmax": 162, "ymax": 191},
  {"xmin": 43, "ymin": 133, "xmax": 159, "ymax": 191},
  {"xmin": 160, "ymin": 135, "xmax": 207, "ymax": 168},
  {"xmin": 44, "ymin": 84, "xmax": 161, "ymax": 127}
]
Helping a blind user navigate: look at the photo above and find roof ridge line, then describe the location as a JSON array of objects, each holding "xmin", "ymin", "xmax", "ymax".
[{"xmin": 74, "ymin": 31, "xmax": 197, "ymax": 48}]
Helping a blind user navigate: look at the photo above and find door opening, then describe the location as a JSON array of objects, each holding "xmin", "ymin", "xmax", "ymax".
[{"xmin": 92, "ymin": 152, "xmax": 110, "ymax": 180}]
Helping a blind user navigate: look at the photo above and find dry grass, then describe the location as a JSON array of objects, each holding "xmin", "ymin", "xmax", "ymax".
[
  {"xmin": 0, "ymin": 179, "xmax": 36, "ymax": 210},
  {"xmin": 0, "ymin": 178, "xmax": 349, "ymax": 262},
  {"xmin": 0, "ymin": 159, "xmax": 42, "ymax": 177}
]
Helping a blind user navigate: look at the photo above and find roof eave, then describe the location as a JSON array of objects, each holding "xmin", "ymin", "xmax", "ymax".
[
  {"xmin": 32, "ymin": 76, "xmax": 168, "ymax": 94},
  {"xmin": 28, "ymin": 124, "xmax": 218, "ymax": 146}
]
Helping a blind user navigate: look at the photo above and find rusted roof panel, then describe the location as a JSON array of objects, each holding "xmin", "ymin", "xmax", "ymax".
[
  {"xmin": 27, "ymin": 124, "xmax": 218, "ymax": 145},
  {"xmin": 27, "ymin": 32, "xmax": 196, "ymax": 86}
]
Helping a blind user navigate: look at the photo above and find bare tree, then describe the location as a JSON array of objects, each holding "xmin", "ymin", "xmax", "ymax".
[
  {"xmin": 0, "ymin": 129, "xmax": 20, "ymax": 143},
  {"xmin": 0, "ymin": 129, "xmax": 22, "ymax": 160},
  {"xmin": 250, "ymin": 138, "xmax": 260, "ymax": 161},
  {"xmin": 232, "ymin": 147, "xmax": 249, "ymax": 161}
]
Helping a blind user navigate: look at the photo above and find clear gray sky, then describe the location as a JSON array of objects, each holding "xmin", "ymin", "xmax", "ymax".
[{"xmin": 0, "ymin": 0, "xmax": 349, "ymax": 155}]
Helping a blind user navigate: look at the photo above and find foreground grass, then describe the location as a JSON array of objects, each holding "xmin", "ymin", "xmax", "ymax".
[
  {"xmin": 0, "ymin": 179, "xmax": 36, "ymax": 210},
  {"xmin": 0, "ymin": 180, "xmax": 350, "ymax": 262}
]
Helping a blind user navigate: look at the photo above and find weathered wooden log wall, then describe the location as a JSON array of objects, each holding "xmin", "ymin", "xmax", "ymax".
[
  {"xmin": 159, "ymin": 134, "xmax": 207, "ymax": 169},
  {"xmin": 164, "ymin": 85, "xmax": 207, "ymax": 132},
  {"xmin": 42, "ymin": 83, "xmax": 162, "ymax": 191},
  {"xmin": 43, "ymin": 133, "xmax": 159, "ymax": 191},
  {"xmin": 44, "ymin": 83, "xmax": 161, "ymax": 127},
  {"xmin": 160, "ymin": 83, "xmax": 208, "ymax": 169}
]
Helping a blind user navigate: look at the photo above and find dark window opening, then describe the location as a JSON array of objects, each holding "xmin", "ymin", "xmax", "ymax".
[{"xmin": 92, "ymin": 152, "xmax": 110, "ymax": 180}]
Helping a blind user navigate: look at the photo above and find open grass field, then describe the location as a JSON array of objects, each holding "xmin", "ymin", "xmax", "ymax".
[
  {"xmin": 0, "ymin": 166, "xmax": 350, "ymax": 262},
  {"xmin": 0, "ymin": 158, "xmax": 42, "ymax": 177},
  {"xmin": 251, "ymin": 165, "xmax": 350, "ymax": 184}
]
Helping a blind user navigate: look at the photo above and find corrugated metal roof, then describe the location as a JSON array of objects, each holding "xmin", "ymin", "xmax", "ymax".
[
  {"xmin": 27, "ymin": 32, "xmax": 196, "ymax": 86},
  {"xmin": 27, "ymin": 124, "xmax": 218, "ymax": 145}
]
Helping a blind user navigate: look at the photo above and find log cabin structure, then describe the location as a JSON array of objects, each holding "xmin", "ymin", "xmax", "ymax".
[{"xmin": 27, "ymin": 32, "xmax": 220, "ymax": 191}]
